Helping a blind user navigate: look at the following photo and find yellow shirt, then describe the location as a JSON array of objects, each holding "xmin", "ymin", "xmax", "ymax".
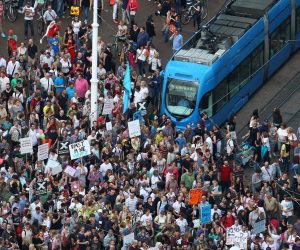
[
  {"xmin": 43, "ymin": 105, "xmax": 54, "ymax": 118},
  {"xmin": 281, "ymin": 143, "xmax": 290, "ymax": 158}
]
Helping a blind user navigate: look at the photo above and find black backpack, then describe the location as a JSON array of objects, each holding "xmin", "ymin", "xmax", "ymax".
[{"xmin": 284, "ymin": 143, "xmax": 290, "ymax": 153}]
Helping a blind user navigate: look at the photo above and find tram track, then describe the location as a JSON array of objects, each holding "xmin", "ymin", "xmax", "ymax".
[{"xmin": 236, "ymin": 65, "xmax": 300, "ymax": 140}]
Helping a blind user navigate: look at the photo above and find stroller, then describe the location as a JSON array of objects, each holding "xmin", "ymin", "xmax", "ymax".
[{"xmin": 235, "ymin": 142, "xmax": 256, "ymax": 168}]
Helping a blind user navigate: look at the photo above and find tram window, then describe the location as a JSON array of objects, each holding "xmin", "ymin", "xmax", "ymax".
[
  {"xmin": 296, "ymin": 8, "xmax": 300, "ymax": 33},
  {"xmin": 251, "ymin": 44, "xmax": 264, "ymax": 74},
  {"xmin": 213, "ymin": 80, "xmax": 228, "ymax": 113},
  {"xmin": 200, "ymin": 92, "xmax": 213, "ymax": 117},
  {"xmin": 239, "ymin": 57, "xmax": 251, "ymax": 88},
  {"xmin": 270, "ymin": 18, "xmax": 291, "ymax": 58},
  {"xmin": 228, "ymin": 68, "xmax": 239, "ymax": 99}
]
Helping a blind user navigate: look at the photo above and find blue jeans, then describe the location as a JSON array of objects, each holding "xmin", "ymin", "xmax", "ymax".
[
  {"xmin": 280, "ymin": 157, "xmax": 290, "ymax": 173},
  {"xmin": 137, "ymin": 59, "xmax": 146, "ymax": 76},
  {"xmin": 56, "ymin": 0, "xmax": 64, "ymax": 17},
  {"xmin": 82, "ymin": 5, "xmax": 89, "ymax": 21},
  {"xmin": 163, "ymin": 29, "xmax": 169, "ymax": 43}
]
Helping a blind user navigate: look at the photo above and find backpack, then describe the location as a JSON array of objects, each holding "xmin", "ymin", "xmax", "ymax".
[{"xmin": 284, "ymin": 143, "xmax": 290, "ymax": 153}]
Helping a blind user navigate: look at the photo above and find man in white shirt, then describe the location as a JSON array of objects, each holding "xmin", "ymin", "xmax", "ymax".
[
  {"xmin": 40, "ymin": 51, "xmax": 54, "ymax": 68},
  {"xmin": 172, "ymin": 197, "xmax": 185, "ymax": 216},
  {"xmin": 211, "ymin": 204, "xmax": 221, "ymax": 220},
  {"xmin": 6, "ymin": 57, "xmax": 20, "ymax": 78},
  {"xmin": 0, "ymin": 56, "xmax": 6, "ymax": 68},
  {"xmin": 176, "ymin": 213, "xmax": 188, "ymax": 235},
  {"xmin": 43, "ymin": 5, "xmax": 57, "ymax": 25},
  {"xmin": 99, "ymin": 158, "xmax": 113, "ymax": 178},
  {"xmin": 0, "ymin": 71, "xmax": 10, "ymax": 93},
  {"xmin": 40, "ymin": 73, "xmax": 54, "ymax": 93},
  {"xmin": 29, "ymin": 197, "xmax": 42, "ymax": 214},
  {"xmin": 27, "ymin": 123, "xmax": 39, "ymax": 147},
  {"xmin": 280, "ymin": 195, "xmax": 294, "ymax": 220},
  {"xmin": 261, "ymin": 161, "xmax": 275, "ymax": 182},
  {"xmin": 68, "ymin": 197, "xmax": 83, "ymax": 211},
  {"xmin": 22, "ymin": 1, "xmax": 35, "ymax": 39},
  {"xmin": 125, "ymin": 191, "xmax": 138, "ymax": 213}
]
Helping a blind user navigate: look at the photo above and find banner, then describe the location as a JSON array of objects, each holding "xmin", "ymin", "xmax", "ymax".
[
  {"xmin": 58, "ymin": 141, "xmax": 70, "ymax": 155},
  {"xmin": 189, "ymin": 188, "xmax": 202, "ymax": 205},
  {"xmin": 20, "ymin": 137, "xmax": 33, "ymax": 154},
  {"xmin": 106, "ymin": 122, "xmax": 112, "ymax": 131},
  {"xmin": 35, "ymin": 181, "xmax": 47, "ymax": 195},
  {"xmin": 137, "ymin": 101, "xmax": 147, "ymax": 115},
  {"xmin": 226, "ymin": 227, "xmax": 248, "ymax": 249},
  {"xmin": 102, "ymin": 99, "xmax": 114, "ymax": 115},
  {"xmin": 128, "ymin": 120, "xmax": 141, "ymax": 138},
  {"xmin": 38, "ymin": 143, "xmax": 49, "ymax": 161},
  {"xmin": 200, "ymin": 204, "xmax": 211, "ymax": 224},
  {"xmin": 64, "ymin": 165, "xmax": 76, "ymax": 177},
  {"xmin": 69, "ymin": 140, "xmax": 91, "ymax": 160},
  {"xmin": 46, "ymin": 159, "xmax": 62, "ymax": 176},
  {"xmin": 226, "ymin": 227, "xmax": 236, "ymax": 245},
  {"xmin": 253, "ymin": 219, "xmax": 266, "ymax": 235},
  {"xmin": 123, "ymin": 233, "xmax": 135, "ymax": 247}
]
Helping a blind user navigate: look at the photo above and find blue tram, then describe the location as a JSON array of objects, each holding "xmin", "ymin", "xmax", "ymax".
[{"xmin": 160, "ymin": 0, "xmax": 300, "ymax": 129}]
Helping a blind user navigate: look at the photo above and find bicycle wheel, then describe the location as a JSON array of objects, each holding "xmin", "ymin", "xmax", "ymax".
[
  {"xmin": 201, "ymin": 6, "xmax": 208, "ymax": 20},
  {"xmin": 6, "ymin": 4, "xmax": 17, "ymax": 23},
  {"xmin": 180, "ymin": 10, "xmax": 191, "ymax": 25},
  {"xmin": 111, "ymin": 44, "xmax": 119, "ymax": 59},
  {"xmin": 37, "ymin": 20, "xmax": 44, "ymax": 35}
]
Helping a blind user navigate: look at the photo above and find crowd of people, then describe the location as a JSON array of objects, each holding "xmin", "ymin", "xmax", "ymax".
[{"xmin": 0, "ymin": 0, "xmax": 300, "ymax": 250}]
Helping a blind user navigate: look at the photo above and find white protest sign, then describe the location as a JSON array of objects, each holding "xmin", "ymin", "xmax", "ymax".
[
  {"xmin": 123, "ymin": 233, "xmax": 135, "ymax": 247},
  {"xmin": 102, "ymin": 99, "xmax": 114, "ymax": 115},
  {"xmin": 69, "ymin": 140, "xmax": 91, "ymax": 160},
  {"xmin": 64, "ymin": 165, "xmax": 76, "ymax": 177},
  {"xmin": 20, "ymin": 137, "xmax": 33, "ymax": 154},
  {"xmin": 46, "ymin": 159, "xmax": 62, "ymax": 176},
  {"xmin": 226, "ymin": 227, "xmax": 236, "ymax": 245},
  {"xmin": 193, "ymin": 219, "xmax": 200, "ymax": 228},
  {"xmin": 38, "ymin": 143, "xmax": 49, "ymax": 161},
  {"xmin": 235, "ymin": 231, "xmax": 248, "ymax": 250},
  {"xmin": 128, "ymin": 120, "xmax": 141, "ymax": 138},
  {"xmin": 106, "ymin": 122, "xmax": 112, "ymax": 131},
  {"xmin": 253, "ymin": 219, "xmax": 266, "ymax": 235}
]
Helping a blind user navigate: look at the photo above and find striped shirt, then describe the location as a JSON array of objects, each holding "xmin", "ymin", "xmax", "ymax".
[{"xmin": 125, "ymin": 197, "xmax": 138, "ymax": 213}]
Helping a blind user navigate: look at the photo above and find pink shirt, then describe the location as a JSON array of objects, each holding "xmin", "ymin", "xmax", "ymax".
[{"xmin": 74, "ymin": 78, "xmax": 88, "ymax": 98}]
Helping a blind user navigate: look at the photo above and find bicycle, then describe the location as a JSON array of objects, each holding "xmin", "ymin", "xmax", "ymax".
[
  {"xmin": 4, "ymin": 0, "xmax": 18, "ymax": 23},
  {"xmin": 36, "ymin": 0, "xmax": 51, "ymax": 35},
  {"xmin": 180, "ymin": 0, "xmax": 207, "ymax": 25},
  {"xmin": 110, "ymin": 35, "xmax": 119, "ymax": 59}
]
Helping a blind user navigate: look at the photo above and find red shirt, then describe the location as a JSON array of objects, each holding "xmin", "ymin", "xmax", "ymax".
[
  {"xmin": 221, "ymin": 215, "xmax": 235, "ymax": 228},
  {"xmin": 220, "ymin": 165, "xmax": 232, "ymax": 182}
]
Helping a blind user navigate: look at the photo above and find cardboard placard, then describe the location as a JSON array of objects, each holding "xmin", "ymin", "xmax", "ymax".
[
  {"xmin": 189, "ymin": 188, "xmax": 202, "ymax": 205},
  {"xmin": 38, "ymin": 143, "xmax": 49, "ymax": 161},
  {"xmin": 69, "ymin": 140, "xmax": 91, "ymax": 160},
  {"xmin": 128, "ymin": 120, "xmax": 141, "ymax": 138},
  {"xmin": 20, "ymin": 137, "xmax": 33, "ymax": 154}
]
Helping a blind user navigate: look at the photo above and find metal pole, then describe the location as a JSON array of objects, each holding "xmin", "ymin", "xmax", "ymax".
[{"xmin": 90, "ymin": 0, "xmax": 99, "ymax": 126}]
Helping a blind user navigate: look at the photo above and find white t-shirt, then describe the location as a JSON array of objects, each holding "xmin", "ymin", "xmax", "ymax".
[
  {"xmin": 140, "ymin": 213, "xmax": 152, "ymax": 226},
  {"xmin": 277, "ymin": 128, "xmax": 288, "ymax": 142},
  {"xmin": 176, "ymin": 218, "xmax": 188, "ymax": 234},
  {"xmin": 137, "ymin": 49, "xmax": 147, "ymax": 61},
  {"xmin": 281, "ymin": 200, "xmax": 293, "ymax": 217},
  {"xmin": 100, "ymin": 162, "xmax": 113, "ymax": 176},
  {"xmin": 140, "ymin": 87, "xmax": 149, "ymax": 101},
  {"xmin": 0, "ymin": 76, "xmax": 10, "ymax": 92},
  {"xmin": 72, "ymin": 21, "xmax": 82, "ymax": 35},
  {"xmin": 40, "ymin": 77, "xmax": 54, "ymax": 92}
]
